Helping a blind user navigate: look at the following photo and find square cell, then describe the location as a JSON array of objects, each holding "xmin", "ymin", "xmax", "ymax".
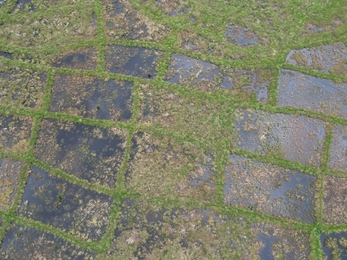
[
  {"xmin": 34, "ymin": 119, "xmax": 126, "ymax": 187},
  {"xmin": 18, "ymin": 166, "xmax": 113, "ymax": 241}
]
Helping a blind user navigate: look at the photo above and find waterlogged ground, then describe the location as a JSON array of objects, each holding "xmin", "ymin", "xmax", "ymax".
[{"xmin": 0, "ymin": 0, "xmax": 347, "ymax": 259}]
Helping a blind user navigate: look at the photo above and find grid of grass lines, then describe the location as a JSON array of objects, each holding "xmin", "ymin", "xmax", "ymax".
[{"xmin": 0, "ymin": 0, "xmax": 347, "ymax": 259}]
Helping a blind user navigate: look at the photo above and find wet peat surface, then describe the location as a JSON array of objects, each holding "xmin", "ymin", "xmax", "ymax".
[{"xmin": 0, "ymin": 0, "xmax": 347, "ymax": 259}]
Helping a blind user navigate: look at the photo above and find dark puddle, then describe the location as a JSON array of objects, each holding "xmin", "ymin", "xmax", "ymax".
[
  {"xmin": 165, "ymin": 54, "xmax": 269, "ymax": 103},
  {"xmin": 233, "ymin": 109, "xmax": 326, "ymax": 167},
  {"xmin": 189, "ymin": 154, "xmax": 216, "ymax": 189},
  {"xmin": 0, "ymin": 52, "xmax": 13, "ymax": 59},
  {"xmin": 221, "ymin": 75, "xmax": 233, "ymax": 89},
  {"xmin": 92, "ymin": 12, "xmax": 97, "ymax": 30},
  {"xmin": 105, "ymin": 45, "xmax": 163, "ymax": 79},
  {"xmin": 0, "ymin": 224, "xmax": 96, "ymax": 259},
  {"xmin": 18, "ymin": 166, "xmax": 113, "ymax": 241},
  {"xmin": 50, "ymin": 74, "xmax": 133, "ymax": 121},
  {"xmin": 165, "ymin": 54, "xmax": 221, "ymax": 89},
  {"xmin": 0, "ymin": 0, "xmax": 6, "ymax": 8},
  {"xmin": 278, "ymin": 69, "xmax": 347, "ymax": 119},
  {"xmin": 270, "ymin": 171, "xmax": 315, "ymax": 200},
  {"xmin": 286, "ymin": 42, "xmax": 347, "ymax": 76},
  {"xmin": 0, "ymin": 116, "xmax": 32, "ymax": 153},
  {"xmin": 112, "ymin": 1, "xmax": 123, "ymax": 14},
  {"xmin": 0, "ymin": 69, "xmax": 47, "ymax": 109},
  {"xmin": 321, "ymin": 232, "xmax": 347, "ymax": 260},
  {"xmin": 0, "ymin": 159, "xmax": 24, "ymax": 210},
  {"xmin": 253, "ymin": 223, "xmax": 310, "ymax": 260},
  {"xmin": 329, "ymin": 125, "xmax": 347, "ymax": 172},
  {"xmin": 11, "ymin": 0, "xmax": 35, "ymax": 13},
  {"xmin": 258, "ymin": 233, "xmax": 278, "ymax": 260},
  {"xmin": 34, "ymin": 119, "xmax": 126, "ymax": 188},
  {"xmin": 239, "ymin": 70, "xmax": 268, "ymax": 103},
  {"xmin": 310, "ymin": 24, "xmax": 325, "ymax": 33},
  {"xmin": 224, "ymin": 154, "xmax": 316, "ymax": 223},
  {"xmin": 52, "ymin": 48, "xmax": 98, "ymax": 70},
  {"xmin": 224, "ymin": 24, "xmax": 259, "ymax": 46}
]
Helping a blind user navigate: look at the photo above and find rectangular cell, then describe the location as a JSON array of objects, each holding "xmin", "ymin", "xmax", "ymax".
[
  {"xmin": 139, "ymin": 84, "xmax": 231, "ymax": 148},
  {"xmin": 278, "ymin": 69, "xmax": 347, "ymax": 119},
  {"xmin": 0, "ymin": 69, "xmax": 46, "ymax": 109},
  {"xmin": 125, "ymin": 132, "xmax": 216, "ymax": 201},
  {"xmin": 102, "ymin": 0, "xmax": 168, "ymax": 42},
  {"xmin": 52, "ymin": 47, "xmax": 98, "ymax": 70},
  {"xmin": 50, "ymin": 74, "xmax": 133, "ymax": 121},
  {"xmin": 233, "ymin": 109, "xmax": 326, "ymax": 167},
  {"xmin": 286, "ymin": 42, "xmax": 347, "ymax": 77},
  {"xmin": 165, "ymin": 54, "xmax": 270, "ymax": 103},
  {"xmin": 101, "ymin": 200, "xmax": 258, "ymax": 259},
  {"xmin": 252, "ymin": 223, "xmax": 310, "ymax": 260},
  {"xmin": 34, "ymin": 119, "xmax": 126, "ymax": 188},
  {"xmin": 323, "ymin": 176, "xmax": 347, "ymax": 224},
  {"xmin": 224, "ymin": 154, "xmax": 316, "ymax": 223},
  {"xmin": 105, "ymin": 45, "xmax": 164, "ymax": 79},
  {"xmin": 328, "ymin": 125, "xmax": 347, "ymax": 172},
  {"xmin": 0, "ymin": 5, "xmax": 96, "ymax": 49},
  {"xmin": 0, "ymin": 224, "xmax": 96, "ymax": 259},
  {"xmin": 0, "ymin": 159, "xmax": 24, "ymax": 210},
  {"xmin": 0, "ymin": 116, "xmax": 32, "ymax": 153},
  {"xmin": 18, "ymin": 166, "xmax": 113, "ymax": 240}
]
